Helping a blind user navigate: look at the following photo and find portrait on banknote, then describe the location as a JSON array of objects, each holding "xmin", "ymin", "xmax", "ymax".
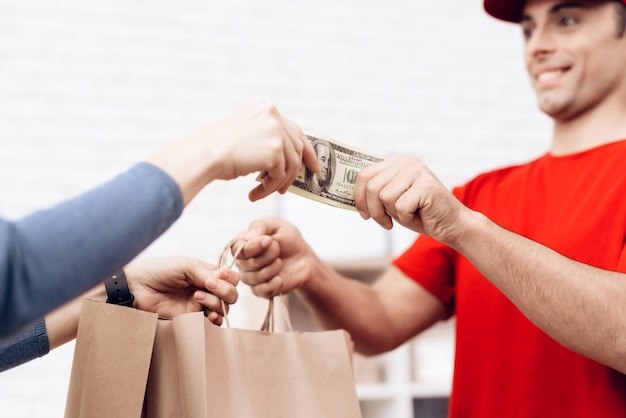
[{"xmin": 305, "ymin": 138, "xmax": 336, "ymax": 194}]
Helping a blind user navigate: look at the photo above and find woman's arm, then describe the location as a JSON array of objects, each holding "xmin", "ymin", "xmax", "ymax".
[
  {"xmin": 0, "ymin": 101, "xmax": 318, "ymax": 339},
  {"xmin": 0, "ymin": 255, "xmax": 238, "ymax": 372}
]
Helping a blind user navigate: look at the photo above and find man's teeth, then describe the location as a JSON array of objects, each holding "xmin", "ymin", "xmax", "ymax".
[{"xmin": 537, "ymin": 70, "xmax": 562, "ymax": 82}]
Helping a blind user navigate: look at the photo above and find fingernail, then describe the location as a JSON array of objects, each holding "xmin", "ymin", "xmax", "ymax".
[
  {"xmin": 205, "ymin": 278, "xmax": 218, "ymax": 290},
  {"xmin": 195, "ymin": 291, "xmax": 206, "ymax": 301},
  {"xmin": 358, "ymin": 211, "xmax": 369, "ymax": 220},
  {"xmin": 261, "ymin": 236, "xmax": 272, "ymax": 247}
]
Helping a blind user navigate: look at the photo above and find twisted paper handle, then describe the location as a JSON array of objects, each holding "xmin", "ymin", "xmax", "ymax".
[
  {"xmin": 212, "ymin": 238, "xmax": 244, "ymax": 328},
  {"xmin": 260, "ymin": 294, "xmax": 293, "ymax": 333}
]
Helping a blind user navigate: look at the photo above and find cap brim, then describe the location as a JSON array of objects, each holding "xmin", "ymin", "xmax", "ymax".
[{"xmin": 483, "ymin": 0, "xmax": 526, "ymax": 23}]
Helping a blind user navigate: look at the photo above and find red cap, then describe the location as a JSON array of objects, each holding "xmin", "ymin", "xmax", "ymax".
[{"xmin": 484, "ymin": 0, "xmax": 626, "ymax": 23}]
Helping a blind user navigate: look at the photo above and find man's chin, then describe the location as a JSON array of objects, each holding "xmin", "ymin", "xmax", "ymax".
[{"xmin": 537, "ymin": 98, "xmax": 571, "ymax": 120}]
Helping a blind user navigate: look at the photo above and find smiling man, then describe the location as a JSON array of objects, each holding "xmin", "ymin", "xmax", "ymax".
[
  {"xmin": 236, "ymin": 0, "xmax": 626, "ymax": 416},
  {"xmin": 513, "ymin": 0, "xmax": 626, "ymax": 154}
]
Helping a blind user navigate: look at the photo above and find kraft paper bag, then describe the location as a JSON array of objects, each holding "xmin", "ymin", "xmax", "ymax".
[
  {"xmin": 65, "ymin": 238, "xmax": 362, "ymax": 418},
  {"xmin": 169, "ymin": 297, "xmax": 362, "ymax": 418},
  {"xmin": 142, "ymin": 318, "xmax": 185, "ymax": 418},
  {"xmin": 65, "ymin": 299, "xmax": 158, "ymax": 418}
]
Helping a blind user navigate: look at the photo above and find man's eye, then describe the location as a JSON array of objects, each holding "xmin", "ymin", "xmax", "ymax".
[
  {"xmin": 521, "ymin": 25, "xmax": 533, "ymax": 39},
  {"xmin": 559, "ymin": 16, "xmax": 576, "ymax": 26},
  {"xmin": 522, "ymin": 28, "xmax": 533, "ymax": 39}
]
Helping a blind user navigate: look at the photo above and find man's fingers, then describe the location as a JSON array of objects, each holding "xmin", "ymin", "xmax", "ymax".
[{"xmin": 249, "ymin": 276, "xmax": 284, "ymax": 299}]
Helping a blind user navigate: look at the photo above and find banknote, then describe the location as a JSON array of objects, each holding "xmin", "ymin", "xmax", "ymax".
[{"xmin": 260, "ymin": 134, "xmax": 385, "ymax": 211}]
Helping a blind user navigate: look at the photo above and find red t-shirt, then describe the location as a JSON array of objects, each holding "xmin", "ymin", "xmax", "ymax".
[{"xmin": 394, "ymin": 140, "xmax": 626, "ymax": 417}]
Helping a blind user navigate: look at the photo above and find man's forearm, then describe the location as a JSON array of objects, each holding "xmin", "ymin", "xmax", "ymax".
[{"xmin": 296, "ymin": 256, "xmax": 445, "ymax": 355}]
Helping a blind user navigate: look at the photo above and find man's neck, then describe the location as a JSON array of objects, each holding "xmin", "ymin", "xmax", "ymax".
[{"xmin": 551, "ymin": 100, "xmax": 626, "ymax": 156}]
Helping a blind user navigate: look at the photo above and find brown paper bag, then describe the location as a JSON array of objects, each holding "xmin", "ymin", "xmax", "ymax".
[
  {"xmin": 65, "ymin": 299, "xmax": 158, "ymax": 418},
  {"xmin": 65, "ymin": 240, "xmax": 362, "ymax": 417},
  {"xmin": 148, "ymin": 238, "xmax": 362, "ymax": 417},
  {"xmin": 142, "ymin": 319, "xmax": 185, "ymax": 418},
  {"xmin": 167, "ymin": 297, "xmax": 362, "ymax": 418},
  {"xmin": 67, "ymin": 299, "xmax": 361, "ymax": 418}
]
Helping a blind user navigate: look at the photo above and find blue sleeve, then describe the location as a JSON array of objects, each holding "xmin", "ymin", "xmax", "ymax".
[
  {"xmin": 0, "ymin": 162, "xmax": 183, "ymax": 338},
  {"xmin": 0, "ymin": 319, "xmax": 49, "ymax": 372}
]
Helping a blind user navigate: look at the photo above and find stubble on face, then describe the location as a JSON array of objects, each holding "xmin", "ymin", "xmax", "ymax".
[{"xmin": 523, "ymin": 0, "xmax": 626, "ymax": 122}]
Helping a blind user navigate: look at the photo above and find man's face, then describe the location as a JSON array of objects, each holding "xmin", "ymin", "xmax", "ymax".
[
  {"xmin": 521, "ymin": 0, "xmax": 626, "ymax": 122},
  {"xmin": 316, "ymin": 144, "xmax": 331, "ymax": 183}
]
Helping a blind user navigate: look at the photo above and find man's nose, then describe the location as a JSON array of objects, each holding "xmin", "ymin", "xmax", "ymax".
[{"xmin": 526, "ymin": 25, "xmax": 556, "ymax": 60}]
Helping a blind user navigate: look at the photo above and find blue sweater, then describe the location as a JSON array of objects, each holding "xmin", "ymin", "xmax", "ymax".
[
  {"xmin": 0, "ymin": 162, "xmax": 182, "ymax": 370},
  {"xmin": 0, "ymin": 319, "xmax": 48, "ymax": 372}
]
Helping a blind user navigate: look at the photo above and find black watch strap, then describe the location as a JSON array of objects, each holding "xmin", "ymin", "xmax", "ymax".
[{"xmin": 105, "ymin": 270, "xmax": 135, "ymax": 307}]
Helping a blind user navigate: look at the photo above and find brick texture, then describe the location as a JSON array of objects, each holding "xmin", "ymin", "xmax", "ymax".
[{"xmin": 0, "ymin": 0, "xmax": 550, "ymax": 416}]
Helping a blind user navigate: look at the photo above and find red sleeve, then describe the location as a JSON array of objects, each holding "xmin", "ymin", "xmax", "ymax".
[{"xmin": 392, "ymin": 233, "xmax": 457, "ymax": 317}]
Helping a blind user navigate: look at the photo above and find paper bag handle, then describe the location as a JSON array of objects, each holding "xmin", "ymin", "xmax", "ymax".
[
  {"xmin": 211, "ymin": 238, "xmax": 244, "ymax": 328},
  {"xmin": 260, "ymin": 295, "xmax": 294, "ymax": 332},
  {"xmin": 217, "ymin": 238, "xmax": 293, "ymax": 332}
]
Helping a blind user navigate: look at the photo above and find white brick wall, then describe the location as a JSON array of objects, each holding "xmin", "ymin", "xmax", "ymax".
[{"xmin": 0, "ymin": 0, "xmax": 550, "ymax": 416}]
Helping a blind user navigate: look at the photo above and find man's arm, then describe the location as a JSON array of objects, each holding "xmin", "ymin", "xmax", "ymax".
[
  {"xmin": 356, "ymin": 155, "xmax": 626, "ymax": 373},
  {"xmin": 452, "ymin": 210, "xmax": 626, "ymax": 374},
  {"xmin": 237, "ymin": 216, "xmax": 447, "ymax": 355}
]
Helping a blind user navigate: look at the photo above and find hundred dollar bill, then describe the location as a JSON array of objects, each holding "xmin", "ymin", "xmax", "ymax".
[{"xmin": 260, "ymin": 134, "xmax": 385, "ymax": 211}]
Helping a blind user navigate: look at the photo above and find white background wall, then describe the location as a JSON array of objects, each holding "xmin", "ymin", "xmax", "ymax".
[{"xmin": 0, "ymin": 0, "xmax": 550, "ymax": 416}]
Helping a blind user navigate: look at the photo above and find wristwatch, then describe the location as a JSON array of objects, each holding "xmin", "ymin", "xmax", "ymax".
[{"xmin": 104, "ymin": 270, "xmax": 135, "ymax": 307}]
